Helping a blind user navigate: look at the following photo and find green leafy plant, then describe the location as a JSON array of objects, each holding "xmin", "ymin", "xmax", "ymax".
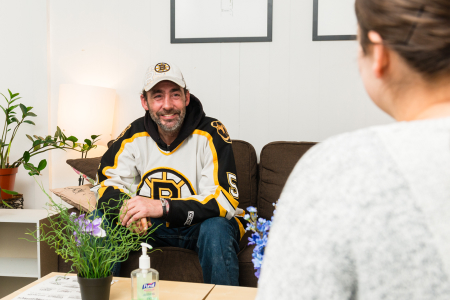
[
  {"xmin": 25, "ymin": 182, "xmax": 160, "ymax": 278},
  {"xmin": 0, "ymin": 89, "xmax": 37, "ymax": 169},
  {"xmin": 0, "ymin": 89, "xmax": 100, "ymax": 175},
  {"xmin": 77, "ymin": 135, "xmax": 101, "ymax": 159},
  {"xmin": 20, "ymin": 131, "xmax": 101, "ymax": 176}
]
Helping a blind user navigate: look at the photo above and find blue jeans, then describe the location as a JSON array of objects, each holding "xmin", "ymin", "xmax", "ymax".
[{"xmin": 93, "ymin": 211, "xmax": 240, "ymax": 285}]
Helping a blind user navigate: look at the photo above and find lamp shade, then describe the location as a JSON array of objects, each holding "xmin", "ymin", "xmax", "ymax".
[{"xmin": 57, "ymin": 84, "xmax": 116, "ymax": 147}]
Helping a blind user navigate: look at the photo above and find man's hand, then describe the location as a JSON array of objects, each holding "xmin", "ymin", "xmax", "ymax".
[
  {"xmin": 119, "ymin": 196, "xmax": 163, "ymax": 229},
  {"xmin": 128, "ymin": 218, "xmax": 152, "ymax": 236}
]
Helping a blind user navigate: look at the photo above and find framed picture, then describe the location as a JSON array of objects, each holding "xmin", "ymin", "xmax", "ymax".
[
  {"xmin": 170, "ymin": 0, "xmax": 273, "ymax": 44},
  {"xmin": 313, "ymin": 0, "xmax": 357, "ymax": 41}
]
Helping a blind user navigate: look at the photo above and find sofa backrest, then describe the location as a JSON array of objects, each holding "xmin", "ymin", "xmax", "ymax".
[
  {"xmin": 231, "ymin": 140, "xmax": 258, "ymax": 210},
  {"xmin": 257, "ymin": 141, "xmax": 317, "ymax": 219}
]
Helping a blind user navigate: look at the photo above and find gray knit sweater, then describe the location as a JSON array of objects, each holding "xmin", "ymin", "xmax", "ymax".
[{"xmin": 256, "ymin": 117, "xmax": 450, "ymax": 300}]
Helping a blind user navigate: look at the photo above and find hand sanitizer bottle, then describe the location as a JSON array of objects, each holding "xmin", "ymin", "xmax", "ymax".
[{"xmin": 131, "ymin": 243, "xmax": 159, "ymax": 300}]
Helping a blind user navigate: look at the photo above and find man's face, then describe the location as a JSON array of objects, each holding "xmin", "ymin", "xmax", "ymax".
[{"xmin": 140, "ymin": 80, "xmax": 190, "ymax": 134}]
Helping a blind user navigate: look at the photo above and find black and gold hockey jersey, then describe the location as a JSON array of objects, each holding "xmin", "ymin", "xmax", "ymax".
[{"xmin": 94, "ymin": 95, "xmax": 244, "ymax": 237}]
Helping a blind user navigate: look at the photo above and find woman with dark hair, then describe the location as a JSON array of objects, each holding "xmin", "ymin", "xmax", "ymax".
[{"xmin": 256, "ymin": 0, "xmax": 450, "ymax": 299}]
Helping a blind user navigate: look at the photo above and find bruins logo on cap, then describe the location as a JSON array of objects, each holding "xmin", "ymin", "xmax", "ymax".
[
  {"xmin": 211, "ymin": 121, "xmax": 231, "ymax": 144},
  {"xmin": 155, "ymin": 63, "xmax": 170, "ymax": 73}
]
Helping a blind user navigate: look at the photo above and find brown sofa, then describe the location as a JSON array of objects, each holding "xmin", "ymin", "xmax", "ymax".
[{"xmin": 45, "ymin": 140, "xmax": 317, "ymax": 287}]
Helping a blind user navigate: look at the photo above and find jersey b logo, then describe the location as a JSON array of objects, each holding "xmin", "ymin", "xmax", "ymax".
[{"xmin": 137, "ymin": 168, "xmax": 196, "ymax": 199}]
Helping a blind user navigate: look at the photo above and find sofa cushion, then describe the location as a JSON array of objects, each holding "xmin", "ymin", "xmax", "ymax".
[
  {"xmin": 50, "ymin": 184, "xmax": 96, "ymax": 212},
  {"xmin": 258, "ymin": 141, "xmax": 317, "ymax": 219},
  {"xmin": 231, "ymin": 140, "xmax": 258, "ymax": 210},
  {"xmin": 238, "ymin": 244, "xmax": 258, "ymax": 287},
  {"xmin": 66, "ymin": 156, "xmax": 102, "ymax": 181},
  {"xmin": 120, "ymin": 247, "xmax": 203, "ymax": 283}
]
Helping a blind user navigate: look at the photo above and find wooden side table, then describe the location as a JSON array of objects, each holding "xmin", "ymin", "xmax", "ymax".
[{"xmin": 0, "ymin": 209, "xmax": 58, "ymax": 298}]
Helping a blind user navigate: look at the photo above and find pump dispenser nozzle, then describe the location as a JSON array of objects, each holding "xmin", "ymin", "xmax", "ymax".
[{"xmin": 139, "ymin": 243, "xmax": 153, "ymax": 269}]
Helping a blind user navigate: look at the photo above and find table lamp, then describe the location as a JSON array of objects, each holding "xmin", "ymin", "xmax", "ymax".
[{"xmin": 58, "ymin": 84, "xmax": 116, "ymax": 184}]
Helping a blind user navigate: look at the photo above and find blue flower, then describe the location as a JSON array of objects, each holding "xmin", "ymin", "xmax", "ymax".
[
  {"xmin": 247, "ymin": 206, "xmax": 257, "ymax": 213},
  {"xmin": 255, "ymin": 268, "xmax": 261, "ymax": 278},
  {"xmin": 245, "ymin": 223, "xmax": 254, "ymax": 231},
  {"xmin": 245, "ymin": 205, "xmax": 273, "ymax": 279}
]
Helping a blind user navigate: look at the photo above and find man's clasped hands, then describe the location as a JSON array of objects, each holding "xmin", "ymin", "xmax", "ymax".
[{"xmin": 119, "ymin": 196, "xmax": 164, "ymax": 235}]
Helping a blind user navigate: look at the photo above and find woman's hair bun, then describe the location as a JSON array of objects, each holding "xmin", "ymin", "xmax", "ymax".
[{"xmin": 355, "ymin": 0, "xmax": 450, "ymax": 78}]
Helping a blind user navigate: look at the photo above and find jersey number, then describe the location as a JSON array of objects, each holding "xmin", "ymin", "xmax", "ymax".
[{"xmin": 227, "ymin": 172, "xmax": 239, "ymax": 198}]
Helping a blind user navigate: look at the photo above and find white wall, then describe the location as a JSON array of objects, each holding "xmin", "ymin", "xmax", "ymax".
[
  {"xmin": 0, "ymin": 0, "xmax": 50, "ymax": 209},
  {"xmin": 2, "ymin": 0, "xmax": 393, "ymax": 208}
]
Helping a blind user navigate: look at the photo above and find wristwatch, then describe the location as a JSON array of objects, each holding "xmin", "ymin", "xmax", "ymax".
[{"xmin": 160, "ymin": 198, "xmax": 169, "ymax": 219}]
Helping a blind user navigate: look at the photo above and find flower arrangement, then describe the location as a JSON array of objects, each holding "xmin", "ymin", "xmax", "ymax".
[
  {"xmin": 244, "ymin": 203, "xmax": 277, "ymax": 279},
  {"xmin": 26, "ymin": 183, "xmax": 158, "ymax": 278}
]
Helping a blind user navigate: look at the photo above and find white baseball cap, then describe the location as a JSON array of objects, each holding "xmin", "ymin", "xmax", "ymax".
[{"xmin": 142, "ymin": 61, "xmax": 186, "ymax": 92}]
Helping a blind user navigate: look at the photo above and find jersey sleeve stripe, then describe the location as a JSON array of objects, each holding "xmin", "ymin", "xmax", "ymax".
[
  {"xmin": 98, "ymin": 186, "xmax": 126, "ymax": 199},
  {"xmin": 220, "ymin": 186, "xmax": 239, "ymax": 209},
  {"xmin": 234, "ymin": 217, "xmax": 246, "ymax": 240},
  {"xmin": 171, "ymin": 187, "xmax": 228, "ymax": 217},
  {"xmin": 101, "ymin": 132, "xmax": 150, "ymax": 179},
  {"xmin": 171, "ymin": 186, "xmax": 220, "ymax": 204},
  {"xmin": 217, "ymin": 191, "xmax": 236, "ymax": 219},
  {"xmin": 192, "ymin": 129, "xmax": 219, "ymax": 186}
]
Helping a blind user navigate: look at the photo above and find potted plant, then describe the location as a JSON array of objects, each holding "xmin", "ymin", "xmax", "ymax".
[
  {"xmin": 26, "ymin": 185, "xmax": 158, "ymax": 300},
  {"xmin": 0, "ymin": 89, "xmax": 99, "ymax": 205}
]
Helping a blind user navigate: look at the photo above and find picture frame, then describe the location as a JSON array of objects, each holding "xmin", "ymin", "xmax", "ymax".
[
  {"xmin": 312, "ymin": 0, "xmax": 357, "ymax": 41},
  {"xmin": 170, "ymin": 0, "xmax": 273, "ymax": 44}
]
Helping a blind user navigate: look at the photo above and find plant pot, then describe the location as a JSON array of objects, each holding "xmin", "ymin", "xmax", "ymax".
[
  {"xmin": 0, "ymin": 167, "xmax": 19, "ymax": 199},
  {"xmin": 77, "ymin": 274, "xmax": 113, "ymax": 300}
]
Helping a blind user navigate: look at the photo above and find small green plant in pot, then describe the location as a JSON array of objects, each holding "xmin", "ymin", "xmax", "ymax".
[
  {"xmin": 25, "ymin": 183, "xmax": 159, "ymax": 300},
  {"xmin": 0, "ymin": 89, "xmax": 99, "ymax": 206}
]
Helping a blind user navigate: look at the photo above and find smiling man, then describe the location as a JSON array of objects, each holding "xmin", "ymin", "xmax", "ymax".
[{"xmin": 95, "ymin": 62, "xmax": 244, "ymax": 285}]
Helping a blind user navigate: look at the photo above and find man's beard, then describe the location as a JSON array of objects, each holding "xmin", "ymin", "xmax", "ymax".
[{"xmin": 149, "ymin": 106, "xmax": 186, "ymax": 134}]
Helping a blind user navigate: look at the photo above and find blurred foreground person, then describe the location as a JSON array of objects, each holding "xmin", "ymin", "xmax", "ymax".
[{"xmin": 257, "ymin": 0, "xmax": 450, "ymax": 299}]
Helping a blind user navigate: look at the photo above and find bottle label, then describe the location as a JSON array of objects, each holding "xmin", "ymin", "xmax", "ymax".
[
  {"xmin": 137, "ymin": 272, "xmax": 157, "ymax": 300},
  {"xmin": 139, "ymin": 281, "xmax": 157, "ymax": 300},
  {"xmin": 142, "ymin": 282, "xmax": 156, "ymax": 290}
]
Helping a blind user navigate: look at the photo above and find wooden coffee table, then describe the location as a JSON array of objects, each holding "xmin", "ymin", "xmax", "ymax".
[
  {"xmin": 1, "ymin": 272, "xmax": 257, "ymax": 300},
  {"xmin": 205, "ymin": 284, "xmax": 258, "ymax": 300}
]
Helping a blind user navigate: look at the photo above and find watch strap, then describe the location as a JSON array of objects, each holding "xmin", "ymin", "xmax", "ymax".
[{"xmin": 160, "ymin": 198, "xmax": 168, "ymax": 219}]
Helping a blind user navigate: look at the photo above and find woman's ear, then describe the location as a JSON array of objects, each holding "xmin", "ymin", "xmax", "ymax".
[{"xmin": 368, "ymin": 31, "xmax": 390, "ymax": 78}]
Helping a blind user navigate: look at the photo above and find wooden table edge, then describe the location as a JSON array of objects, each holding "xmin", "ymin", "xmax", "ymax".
[
  {"xmin": 1, "ymin": 272, "xmax": 221, "ymax": 300},
  {"xmin": 204, "ymin": 284, "xmax": 258, "ymax": 300}
]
